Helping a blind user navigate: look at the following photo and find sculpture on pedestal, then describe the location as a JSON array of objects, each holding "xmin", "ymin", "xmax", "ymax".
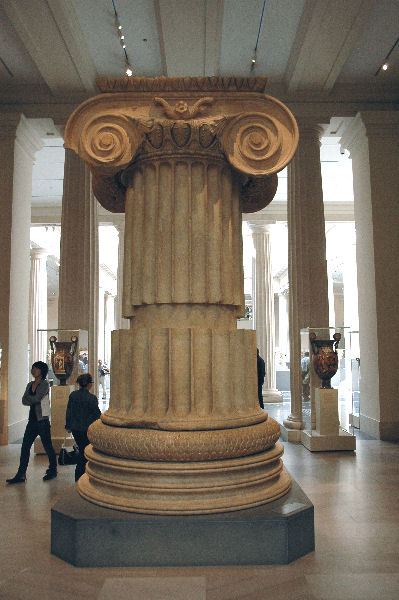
[{"xmin": 64, "ymin": 76, "xmax": 299, "ymax": 514}]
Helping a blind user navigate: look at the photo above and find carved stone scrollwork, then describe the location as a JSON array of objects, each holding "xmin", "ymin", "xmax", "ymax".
[
  {"xmin": 80, "ymin": 115, "xmax": 144, "ymax": 171},
  {"xmin": 220, "ymin": 108, "xmax": 298, "ymax": 176},
  {"xmin": 240, "ymin": 173, "xmax": 278, "ymax": 213}
]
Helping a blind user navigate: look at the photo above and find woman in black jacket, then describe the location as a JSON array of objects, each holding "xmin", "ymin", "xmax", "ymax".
[
  {"xmin": 6, "ymin": 361, "xmax": 57, "ymax": 484},
  {"xmin": 65, "ymin": 372, "xmax": 101, "ymax": 481}
]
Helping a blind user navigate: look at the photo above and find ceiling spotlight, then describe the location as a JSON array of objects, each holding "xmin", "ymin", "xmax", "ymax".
[
  {"xmin": 118, "ymin": 24, "xmax": 122, "ymax": 30},
  {"xmin": 382, "ymin": 63, "xmax": 388, "ymax": 71},
  {"xmin": 120, "ymin": 34, "xmax": 125, "ymax": 40},
  {"xmin": 251, "ymin": 58, "xmax": 256, "ymax": 64},
  {"xmin": 126, "ymin": 66, "xmax": 133, "ymax": 76}
]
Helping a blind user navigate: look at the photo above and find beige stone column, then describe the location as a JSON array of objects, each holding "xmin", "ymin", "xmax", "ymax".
[
  {"xmin": 341, "ymin": 112, "xmax": 399, "ymax": 441},
  {"xmin": 0, "ymin": 114, "xmax": 43, "ymax": 444},
  {"xmin": 114, "ymin": 217, "xmax": 130, "ymax": 330},
  {"xmin": 29, "ymin": 247, "xmax": 48, "ymax": 363},
  {"xmin": 249, "ymin": 223, "xmax": 281, "ymax": 402},
  {"xmin": 64, "ymin": 76, "xmax": 298, "ymax": 514},
  {"xmin": 58, "ymin": 149, "xmax": 99, "ymax": 381},
  {"xmin": 283, "ymin": 120, "xmax": 329, "ymax": 439}
]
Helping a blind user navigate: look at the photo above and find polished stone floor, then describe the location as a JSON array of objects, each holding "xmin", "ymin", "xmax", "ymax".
[{"xmin": 1, "ymin": 431, "xmax": 399, "ymax": 599}]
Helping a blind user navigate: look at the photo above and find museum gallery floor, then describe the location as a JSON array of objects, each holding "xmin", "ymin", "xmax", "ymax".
[{"xmin": 1, "ymin": 438, "xmax": 399, "ymax": 599}]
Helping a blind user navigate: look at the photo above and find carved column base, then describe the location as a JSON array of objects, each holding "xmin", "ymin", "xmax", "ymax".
[
  {"xmin": 283, "ymin": 415, "xmax": 304, "ymax": 430},
  {"xmin": 79, "ymin": 440, "xmax": 291, "ymax": 515}
]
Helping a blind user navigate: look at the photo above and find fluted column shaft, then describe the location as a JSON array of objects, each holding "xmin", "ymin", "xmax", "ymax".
[
  {"xmin": 29, "ymin": 248, "xmax": 48, "ymax": 363},
  {"xmin": 58, "ymin": 149, "xmax": 99, "ymax": 381},
  {"xmin": 249, "ymin": 224, "xmax": 281, "ymax": 402},
  {"xmin": 106, "ymin": 156, "xmax": 261, "ymax": 431},
  {"xmin": 285, "ymin": 122, "xmax": 329, "ymax": 431},
  {"xmin": 122, "ymin": 159, "xmax": 244, "ymax": 316}
]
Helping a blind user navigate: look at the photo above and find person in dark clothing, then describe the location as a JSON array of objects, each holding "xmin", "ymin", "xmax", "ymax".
[
  {"xmin": 257, "ymin": 348, "xmax": 266, "ymax": 409},
  {"xmin": 66, "ymin": 373, "xmax": 101, "ymax": 481},
  {"xmin": 6, "ymin": 361, "xmax": 57, "ymax": 484}
]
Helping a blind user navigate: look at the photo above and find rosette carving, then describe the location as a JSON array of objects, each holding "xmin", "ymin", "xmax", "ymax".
[
  {"xmin": 80, "ymin": 115, "xmax": 143, "ymax": 170},
  {"xmin": 220, "ymin": 108, "xmax": 298, "ymax": 176}
]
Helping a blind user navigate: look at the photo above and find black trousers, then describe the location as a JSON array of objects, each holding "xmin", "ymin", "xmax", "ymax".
[
  {"xmin": 18, "ymin": 419, "xmax": 57, "ymax": 475},
  {"xmin": 258, "ymin": 383, "xmax": 264, "ymax": 409},
  {"xmin": 71, "ymin": 430, "xmax": 90, "ymax": 482}
]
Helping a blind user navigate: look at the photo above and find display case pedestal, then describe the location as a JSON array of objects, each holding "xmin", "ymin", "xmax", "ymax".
[
  {"xmin": 35, "ymin": 385, "xmax": 74, "ymax": 454},
  {"xmin": 301, "ymin": 389, "xmax": 356, "ymax": 451}
]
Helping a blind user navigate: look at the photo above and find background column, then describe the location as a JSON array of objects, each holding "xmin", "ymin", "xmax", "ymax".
[
  {"xmin": 249, "ymin": 223, "xmax": 282, "ymax": 402},
  {"xmin": 58, "ymin": 149, "xmax": 99, "ymax": 382},
  {"xmin": 341, "ymin": 112, "xmax": 399, "ymax": 440},
  {"xmin": 114, "ymin": 216, "xmax": 130, "ymax": 330},
  {"xmin": 29, "ymin": 247, "xmax": 48, "ymax": 363},
  {"xmin": 0, "ymin": 115, "xmax": 43, "ymax": 443},
  {"xmin": 283, "ymin": 120, "xmax": 329, "ymax": 439}
]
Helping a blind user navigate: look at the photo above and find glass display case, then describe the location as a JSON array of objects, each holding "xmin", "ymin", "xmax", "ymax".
[
  {"xmin": 300, "ymin": 326, "xmax": 350, "ymax": 431},
  {"xmin": 34, "ymin": 329, "xmax": 88, "ymax": 454},
  {"xmin": 349, "ymin": 330, "xmax": 360, "ymax": 429}
]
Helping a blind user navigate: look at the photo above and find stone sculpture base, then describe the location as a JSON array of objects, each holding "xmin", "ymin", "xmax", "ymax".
[
  {"xmin": 51, "ymin": 479, "xmax": 314, "ymax": 567},
  {"xmin": 301, "ymin": 428, "xmax": 356, "ymax": 451}
]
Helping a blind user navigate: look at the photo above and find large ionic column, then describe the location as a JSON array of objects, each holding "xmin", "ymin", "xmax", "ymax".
[
  {"xmin": 249, "ymin": 223, "xmax": 281, "ymax": 402},
  {"xmin": 64, "ymin": 76, "xmax": 298, "ymax": 514},
  {"xmin": 0, "ymin": 114, "xmax": 43, "ymax": 444},
  {"xmin": 58, "ymin": 150, "xmax": 99, "ymax": 380},
  {"xmin": 341, "ymin": 112, "xmax": 399, "ymax": 441},
  {"xmin": 283, "ymin": 120, "xmax": 329, "ymax": 438},
  {"xmin": 29, "ymin": 248, "xmax": 48, "ymax": 363}
]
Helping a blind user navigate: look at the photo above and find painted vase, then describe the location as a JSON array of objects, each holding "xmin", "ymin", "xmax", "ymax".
[
  {"xmin": 309, "ymin": 332, "xmax": 341, "ymax": 389},
  {"xmin": 49, "ymin": 335, "xmax": 78, "ymax": 386}
]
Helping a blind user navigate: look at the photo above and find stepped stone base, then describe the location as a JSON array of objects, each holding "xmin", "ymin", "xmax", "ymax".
[
  {"xmin": 51, "ymin": 479, "xmax": 314, "ymax": 567},
  {"xmin": 301, "ymin": 428, "xmax": 356, "ymax": 451}
]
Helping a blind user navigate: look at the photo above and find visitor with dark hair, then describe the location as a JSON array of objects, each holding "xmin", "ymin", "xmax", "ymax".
[
  {"xmin": 66, "ymin": 373, "xmax": 101, "ymax": 481},
  {"xmin": 6, "ymin": 361, "xmax": 57, "ymax": 484}
]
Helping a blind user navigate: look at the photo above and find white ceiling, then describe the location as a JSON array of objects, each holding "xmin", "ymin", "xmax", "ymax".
[{"xmin": 0, "ymin": 0, "xmax": 398, "ymax": 103}]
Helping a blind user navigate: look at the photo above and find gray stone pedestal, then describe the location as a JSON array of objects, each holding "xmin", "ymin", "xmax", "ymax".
[{"xmin": 51, "ymin": 479, "xmax": 314, "ymax": 567}]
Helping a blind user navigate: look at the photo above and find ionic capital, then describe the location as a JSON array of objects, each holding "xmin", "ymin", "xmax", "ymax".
[{"xmin": 64, "ymin": 77, "xmax": 298, "ymax": 213}]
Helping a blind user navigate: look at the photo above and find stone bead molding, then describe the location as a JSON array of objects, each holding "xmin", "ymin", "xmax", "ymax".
[
  {"xmin": 78, "ymin": 443, "xmax": 292, "ymax": 515},
  {"xmin": 64, "ymin": 78, "xmax": 298, "ymax": 212},
  {"xmin": 88, "ymin": 418, "xmax": 280, "ymax": 462},
  {"xmin": 103, "ymin": 328, "xmax": 264, "ymax": 431}
]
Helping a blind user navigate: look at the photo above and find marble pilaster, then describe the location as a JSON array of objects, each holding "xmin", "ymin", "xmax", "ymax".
[
  {"xmin": 58, "ymin": 149, "xmax": 99, "ymax": 382},
  {"xmin": 0, "ymin": 115, "xmax": 43, "ymax": 444},
  {"xmin": 249, "ymin": 223, "xmax": 281, "ymax": 402},
  {"xmin": 283, "ymin": 121, "xmax": 329, "ymax": 437},
  {"xmin": 29, "ymin": 248, "xmax": 48, "ymax": 363},
  {"xmin": 341, "ymin": 112, "xmax": 399, "ymax": 441}
]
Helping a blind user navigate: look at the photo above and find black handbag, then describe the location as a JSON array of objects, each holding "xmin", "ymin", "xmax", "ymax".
[{"xmin": 58, "ymin": 434, "xmax": 79, "ymax": 466}]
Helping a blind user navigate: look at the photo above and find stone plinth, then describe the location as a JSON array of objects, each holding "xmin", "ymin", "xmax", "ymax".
[
  {"xmin": 315, "ymin": 388, "xmax": 339, "ymax": 435},
  {"xmin": 301, "ymin": 387, "xmax": 356, "ymax": 451},
  {"xmin": 51, "ymin": 480, "xmax": 314, "ymax": 566},
  {"xmin": 63, "ymin": 76, "xmax": 299, "ymax": 515}
]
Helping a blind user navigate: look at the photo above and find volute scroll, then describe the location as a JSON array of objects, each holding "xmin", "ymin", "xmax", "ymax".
[
  {"xmin": 79, "ymin": 115, "xmax": 144, "ymax": 171},
  {"xmin": 219, "ymin": 102, "xmax": 298, "ymax": 177}
]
